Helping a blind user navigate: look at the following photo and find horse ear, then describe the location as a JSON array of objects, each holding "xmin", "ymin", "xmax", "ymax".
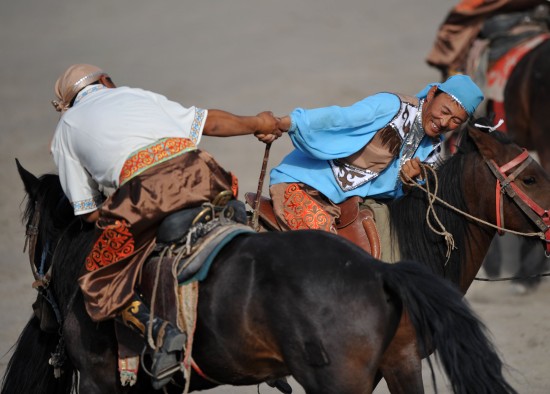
[
  {"xmin": 466, "ymin": 123, "xmax": 500, "ymax": 160},
  {"xmin": 15, "ymin": 158, "xmax": 41, "ymax": 198}
]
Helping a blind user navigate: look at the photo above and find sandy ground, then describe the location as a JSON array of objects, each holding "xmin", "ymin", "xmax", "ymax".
[{"xmin": 1, "ymin": 1, "xmax": 549, "ymax": 393}]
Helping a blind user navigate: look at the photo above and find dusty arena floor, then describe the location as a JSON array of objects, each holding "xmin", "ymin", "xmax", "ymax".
[{"xmin": 1, "ymin": 1, "xmax": 549, "ymax": 392}]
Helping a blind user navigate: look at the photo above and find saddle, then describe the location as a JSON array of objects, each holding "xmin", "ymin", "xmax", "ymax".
[
  {"xmin": 244, "ymin": 193, "xmax": 381, "ymax": 259},
  {"xmin": 117, "ymin": 198, "xmax": 252, "ymax": 386},
  {"xmin": 140, "ymin": 198, "xmax": 250, "ymax": 318}
]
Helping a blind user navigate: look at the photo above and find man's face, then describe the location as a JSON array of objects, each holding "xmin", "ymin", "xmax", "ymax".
[{"xmin": 421, "ymin": 86, "xmax": 468, "ymax": 138}]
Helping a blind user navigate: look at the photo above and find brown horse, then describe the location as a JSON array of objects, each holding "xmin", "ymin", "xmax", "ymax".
[
  {"xmin": 502, "ymin": 39, "xmax": 550, "ymax": 173},
  {"xmin": 480, "ymin": 37, "xmax": 550, "ymax": 290},
  {"xmin": 376, "ymin": 120, "xmax": 550, "ymax": 392},
  {"xmin": 250, "ymin": 120, "xmax": 550, "ymax": 392}
]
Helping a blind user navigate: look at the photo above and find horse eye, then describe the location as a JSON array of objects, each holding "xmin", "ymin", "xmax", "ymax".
[{"xmin": 522, "ymin": 176, "xmax": 536, "ymax": 185}]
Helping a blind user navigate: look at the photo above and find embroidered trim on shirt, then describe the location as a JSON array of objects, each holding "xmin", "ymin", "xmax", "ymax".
[
  {"xmin": 189, "ymin": 108, "xmax": 206, "ymax": 144},
  {"xmin": 119, "ymin": 137, "xmax": 197, "ymax": 186},
  {"xmin": 73, "ymin": 84, "xmax": 107, "ymax": 106},
  {"xmin": 72, "ymin": 194, "xmax": 104, "ymax": 215}
]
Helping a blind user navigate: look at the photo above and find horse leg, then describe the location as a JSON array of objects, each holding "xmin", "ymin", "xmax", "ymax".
[
  {"xmin": 63, "ymin": 306, "xmax": 122, "ymax": 394},
  {"xmin": 481, "ymin": 234, "xmax": 503, "ymax": 278},
  {"xmin": 511, "ymin": 237, "xmax": 548, "ymax": 292},
  {"xmin": 292, "ymin": 362, "xmax": 378, "ymax": 394},
  {"xmin": 377, "ymin": 318, "xmax": 425, "ymax": 394}
]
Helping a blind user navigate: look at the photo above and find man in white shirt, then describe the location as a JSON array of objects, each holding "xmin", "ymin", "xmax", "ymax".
[{"xmin": 51, "ymin": 64, "xmax": 281, "ymax": 388}]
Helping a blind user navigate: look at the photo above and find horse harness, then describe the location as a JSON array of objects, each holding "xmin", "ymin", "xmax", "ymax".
[
  {"xmin": 484, "ymin": 148, "xmax": 550, "ymax": 255},
  {"xmin": 24, "ymin": 202, "xmax": 67, "ymax": 377}
]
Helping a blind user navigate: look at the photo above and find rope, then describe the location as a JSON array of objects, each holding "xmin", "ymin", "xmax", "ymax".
[
  {"xmin": 400, "ymin": 164, "xmax": 545, "ymax": 240},
  {"xmin": 400, "ymin": 165, "xmax": 456, "ymax": 262},
  {"xmin": 400, "ymin": 163, "xmax": 550, "ymax": 280},
  {"xmin": 147, "ymin": 246, "xmax": 168, "ymax": 350}
]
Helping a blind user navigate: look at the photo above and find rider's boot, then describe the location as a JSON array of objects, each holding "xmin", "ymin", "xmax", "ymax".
[{"xmin": 119, "ymin": 294, "xmax": 186, "ymax": 389}]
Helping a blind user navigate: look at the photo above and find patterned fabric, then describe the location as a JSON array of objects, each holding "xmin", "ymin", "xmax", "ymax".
[
  {"xmin": 486, "ymin": 33, "xmax": 550, "ymax": 132},
  {"xmin": 119, "ymin": 138, "xmax": 196, "ymax": 186},
  {"xmin": 189, "ymin": 108, "xmax": 206, "ymax": 144},
  {"xmin": 329, "ymin": 160, "xmax": 378, "ymax": 192},
  {"xmin": 85, "ymin": 220, "xmax": 135, "ymax": 271},
  {"xmin": 282, "ymin": 184, "xmax": 333, "ymax": 231},
  {"xmin": 73, "ymin": 84, "xmax": 107, "ymax": 106},
  {"xmin": 327, "ymin": 98, "xmax": 424, "ymax": 193},
  {"xmin": 118, "ymin": 356, "xmax": 139, "ymax": 387},
  {"xmin": 71, "ymin": 194, "xmax": 104, "ymax": 215}
]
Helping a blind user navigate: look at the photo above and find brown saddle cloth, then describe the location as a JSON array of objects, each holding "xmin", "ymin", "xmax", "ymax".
[{"xmin": 245, "ymin": 193, "xmax": 381, "ymax": 259}]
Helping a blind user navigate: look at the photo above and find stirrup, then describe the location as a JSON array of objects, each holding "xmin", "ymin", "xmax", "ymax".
[
  {"xmin": 119, "ymin": 296, "xmax": 187, "ymax": 389},
  {"xmin": 149, "ymin": 331, "xmax": 186, "ymax": 389}
]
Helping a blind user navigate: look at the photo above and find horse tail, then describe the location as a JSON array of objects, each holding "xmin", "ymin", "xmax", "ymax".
[
  {"xmin": 1, "ymin": 316, "xmax": 76, "ymax": 394},
  {"xmin": 381, "ymin": 261, "xmax": 517, "ymax": 394}
]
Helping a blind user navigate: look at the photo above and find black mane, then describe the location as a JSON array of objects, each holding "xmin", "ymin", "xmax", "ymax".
[
  {"xmin": 22, "ymin": 174, "xmax": 95, "ymax": 308},
  {"xmin": 388, "ymin": 126, "xmax": 512, "ymax": 283}
]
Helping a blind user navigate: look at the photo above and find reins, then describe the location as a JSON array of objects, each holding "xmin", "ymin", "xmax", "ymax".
[
  {"xmin": 401, "ymin": 150, "xmax": 550, "ymax": 281},
  {"xmin": 401, "ymin": 163, "xmax": 547, "ymax": 242},
  {"xmin": 23, "ymin": 202, "xmax": 76, "ymax": 377},
  {"xmin": 484, "ymin": 149, "xmax": 550, "ymax": 254}
]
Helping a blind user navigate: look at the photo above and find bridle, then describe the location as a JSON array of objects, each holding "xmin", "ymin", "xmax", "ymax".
[{"xmin": 484, "ymin": 148, "xmax": 550, "ymax": 256}]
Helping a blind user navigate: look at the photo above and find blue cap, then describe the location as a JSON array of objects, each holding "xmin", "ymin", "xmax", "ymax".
[{"xmin": 416, "ymin": 75, "xmax": 484, "ymax": 116}]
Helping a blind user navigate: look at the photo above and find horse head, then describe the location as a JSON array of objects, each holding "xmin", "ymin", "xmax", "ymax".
[
  {"xmin": 16, "ymin": 159, "xmax": 78, "ymax": 283},
  {"xmin": 460, "ymin": 120, "xmax": 550, "ymax": 253},
  {"xmin": 391, "ymin": 120, "xmax": 550, "ymax": 288}
]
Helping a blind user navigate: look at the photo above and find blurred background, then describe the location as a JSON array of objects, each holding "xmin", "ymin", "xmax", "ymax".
[{"xmin": 1, "ymin": 1, "xmax": 549, "ymax": 392}]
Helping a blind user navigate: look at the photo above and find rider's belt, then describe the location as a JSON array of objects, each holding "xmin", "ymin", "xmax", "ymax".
[{"xmin": 119, "ymin": 137, "xmax": 197, "ymax": 186}]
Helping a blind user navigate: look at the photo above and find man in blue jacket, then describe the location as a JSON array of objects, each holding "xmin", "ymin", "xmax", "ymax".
[{"xmin": 269, "ymin": 75, "xmax": 483, "ymax": 233}]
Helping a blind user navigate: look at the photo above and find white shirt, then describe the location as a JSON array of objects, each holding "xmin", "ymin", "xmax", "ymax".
[{"xmin": 51, "ymin": 85, "xmax": 207, "ymax": 215}]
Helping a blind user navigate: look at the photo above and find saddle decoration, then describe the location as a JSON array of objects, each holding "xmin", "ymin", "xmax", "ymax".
[
  {"xmin": 243, "ymin": 192, "xmax": 399, "ymax": 262},
  {"xmin": 486, "ymin": 33, "xmax": 550, "ymax": 132}
]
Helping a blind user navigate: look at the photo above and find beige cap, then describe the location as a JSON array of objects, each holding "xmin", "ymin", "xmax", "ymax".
[{"xmin": 52, "ymin": 64, "xmax": 108, "ymax": 112}]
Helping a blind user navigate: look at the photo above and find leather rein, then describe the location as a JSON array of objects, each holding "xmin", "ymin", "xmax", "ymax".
[{"xmin": 484, "ymin": 148, "xmax": 550, "ymax": 256}]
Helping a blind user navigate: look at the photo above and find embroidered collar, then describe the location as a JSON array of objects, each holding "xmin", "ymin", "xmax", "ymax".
[
  {"xmin": 73, "ymin": 84, "xmax": 107, "ymax": 106},
  {"xmin": 399, "ymin": 99, "xmax": 425, "ymax": 168}
]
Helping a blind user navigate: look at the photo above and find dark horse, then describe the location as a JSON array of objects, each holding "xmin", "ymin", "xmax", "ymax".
[
  {"xmin": 246, "ymin": 121, "xmax": 550, "ymax": 392},
  {"xmin": 479, "ymin": 38, "xmax": 550, "ymax": 290},
  {"xmin": 1, "ymin": 156, "xmax": 517, "ymax": 393}
]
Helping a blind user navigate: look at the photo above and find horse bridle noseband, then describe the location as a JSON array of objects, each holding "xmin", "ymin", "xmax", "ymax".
[{"xmin": 484, "ymin": 148, "xmax": 550, "ymax": 255}]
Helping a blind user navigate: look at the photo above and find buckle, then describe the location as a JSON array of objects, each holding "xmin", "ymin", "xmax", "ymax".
[{"xmin": 212, "ymin": 190, "xmax": 232, "ymax": 206}]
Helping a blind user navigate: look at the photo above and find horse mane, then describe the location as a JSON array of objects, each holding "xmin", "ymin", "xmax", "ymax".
[
  {"xmin": 22, "ymin": 174, "xmax": 74, "ymax": 243},
  {"xmin": 23, "ymin": 173, "xmax": 95, "ymax": 307},
  {"xmin": 388, "ymin": 124, "xmax": 513, "ymax": 283}
]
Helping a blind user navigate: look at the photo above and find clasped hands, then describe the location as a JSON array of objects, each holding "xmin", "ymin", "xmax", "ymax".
[{"xmin": 254, "ymin": 113, "xmax": 291, "ymax": 144}]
